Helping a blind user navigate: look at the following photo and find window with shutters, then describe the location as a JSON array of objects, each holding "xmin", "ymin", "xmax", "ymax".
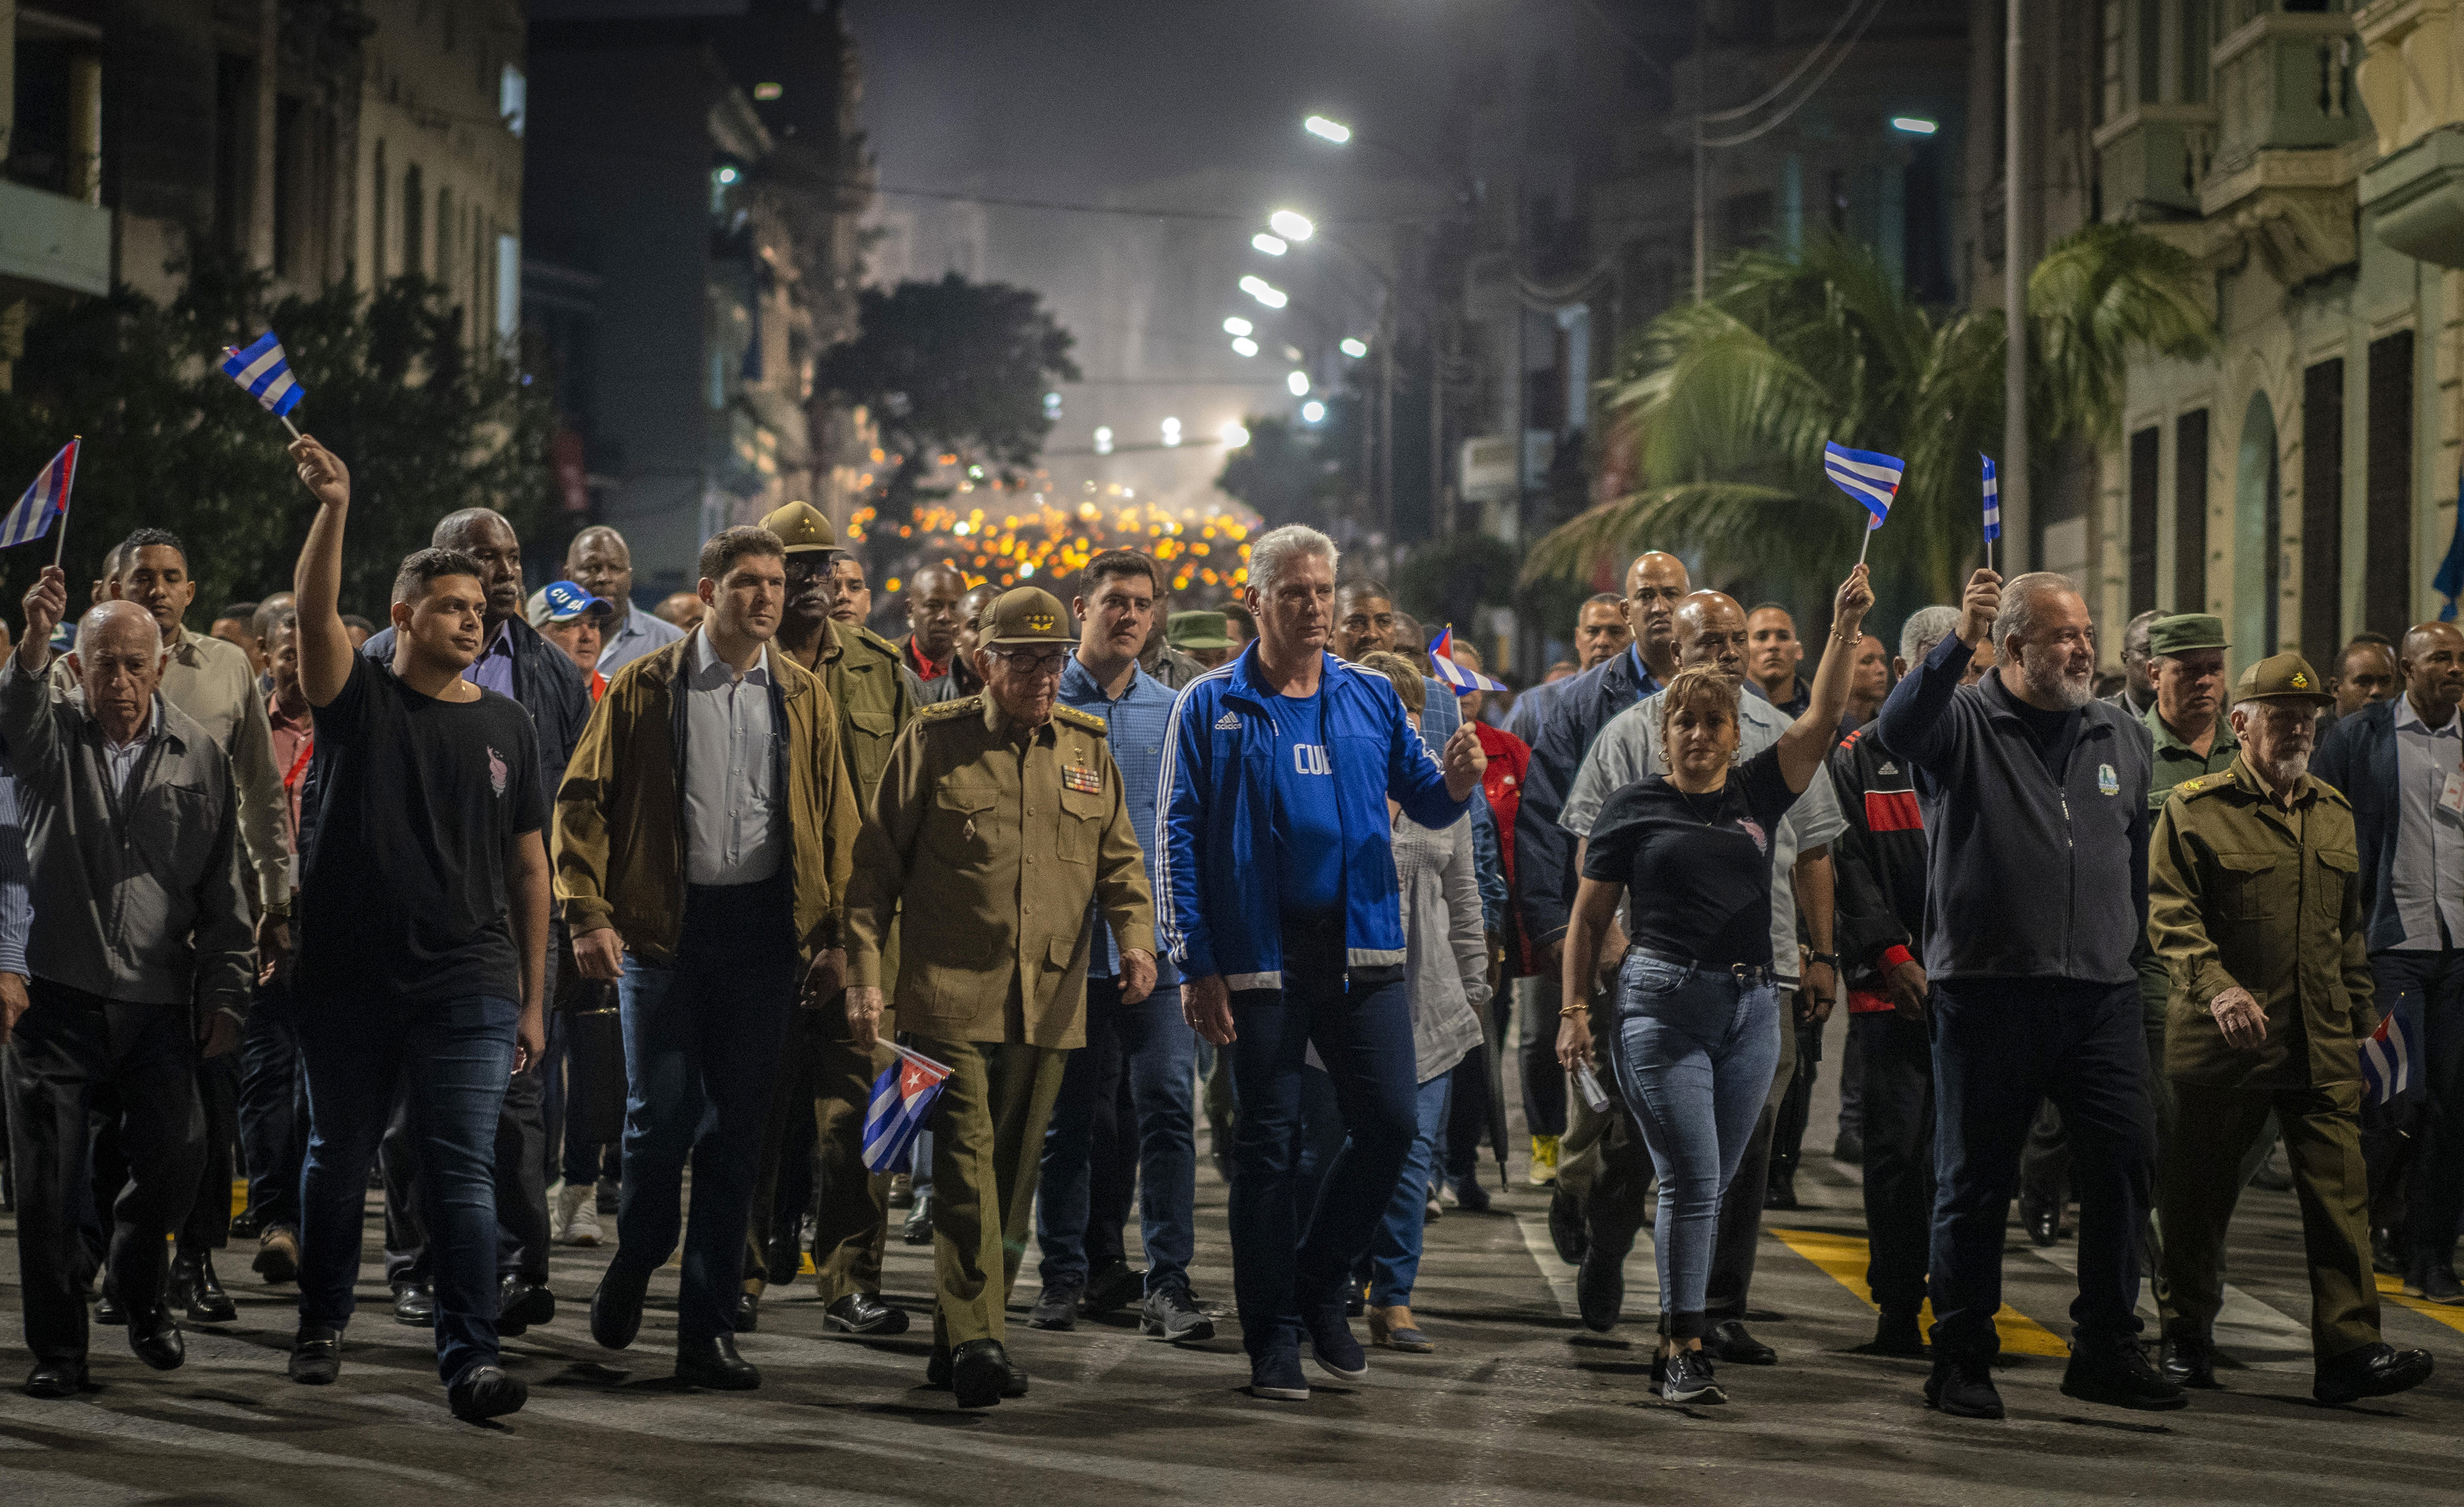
[
  {"xmin": 2175, "ymin": 408, "xmax": 2208, "ymax": 611},
  {"xmin": 2300, "ymin": 359, "xmax": 2343, "ymax": 664},
  {"xmin": 2365, "ymin": 332, "xmax": 2415, "ymax": 637},
  {"xmin": 2129, "ymin": 426, "xmax": 2160, "ymax": 616}
]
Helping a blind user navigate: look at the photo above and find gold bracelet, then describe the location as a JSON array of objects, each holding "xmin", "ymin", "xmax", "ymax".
[{"xmin": 1559, "ymin": 1002, "xmax": 1590, "ymax": 1017}]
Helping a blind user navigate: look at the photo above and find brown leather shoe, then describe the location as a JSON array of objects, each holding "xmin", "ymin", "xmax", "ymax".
[{"xmin": 253, "ymin": 1227, "xmax": 301, "ymax": 1285}]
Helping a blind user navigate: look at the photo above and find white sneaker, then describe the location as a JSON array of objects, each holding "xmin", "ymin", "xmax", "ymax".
[{"xmin": 557, "ymin": 1182, "xmax": 602, "ymax": 1246}]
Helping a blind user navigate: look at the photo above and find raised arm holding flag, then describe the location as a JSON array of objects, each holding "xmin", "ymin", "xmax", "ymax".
[{"xmin": 1823, "ymin": 442, "xmax": 1903, "ymax": 567}]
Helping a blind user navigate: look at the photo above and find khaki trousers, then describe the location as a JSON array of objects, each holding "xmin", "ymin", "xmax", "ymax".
[
  {"xmin": 912, "ymin": 1033, "xmax": 1071, "ymax": 1348},
  {"xmin": 2159, "ymin": 1076, "xmax": 2380, "ymax": 1362}
]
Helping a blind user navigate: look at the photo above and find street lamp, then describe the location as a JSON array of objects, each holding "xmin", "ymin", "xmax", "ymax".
[
  {"xmin": 1890, "ymin": 115, "xmax": 1939, "ymax": 135},
  {"xmin": 1222, "ymin": 316, "xmax": 1252, "ymax": 336},
  {"xmin": 1301, "ymin": 399, "xmax": 1327, "ymax": 423},
  {"xmin": 1340, "ymin": 337, "xmax": 1369, "ymax": 359},
  {"xmin": 1161, "ymin": 416, "xmax": 1183, "ymax": 447},
  {"xmin": 1287, "ymin": 371, "xmax": 1311, "ymax": 397},
  {"xmin": 1303, "ymin": 115, "xmax": 1351, "ymax": 144},
  {"xmin": 1093, "ymin": 426, "xmax": 1114, "ymax": 455},
  {"xmin": 1268, "ymin": 209, "xmax": 1314, "ymax": 243},
  {"xmin": 1239, "ymin": 275, "xmax": 1289, "ymax": 309},
  {"xmin": 1222, "ymin": 421, "xmax": 1250, "ymax": 448},
  {"xmin": 1252, "ymin": 233, "xmax": 1289, "ymax": 256},
  {"xmin": 1231, "ymin": 336, "xmax": 1259, "ymax": 357}
]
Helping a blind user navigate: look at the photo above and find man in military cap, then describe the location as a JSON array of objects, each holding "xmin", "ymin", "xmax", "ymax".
[
  {"xmin": 1169, "ymin": 608, "xmax": 1238, "ymax": 670},
  {"xmin": 2149, "ymin": 652, "xmax": 2436, "ymax": 1406},
  {"xmin": 737, "ymin": 500, "xmax": 920, "ymax": 1337},
  {"xmin": 843, "ymin": 586, "xmax": 1158, "ymax": 1409}
]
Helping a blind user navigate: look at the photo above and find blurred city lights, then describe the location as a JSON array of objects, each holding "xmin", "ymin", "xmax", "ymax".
[
  {"xmin": 715, "ymin": 165, "xmax": 740, "ymax": 184},
  {"xmin": 1162, "ymin": 416, "xmax": 1183, "ymax": 446},
  {"xmin": 1231, "ymin": 336, "xmax": 1259, "ymax": 357},
  {"xmin": 1890, "ymin": 116, "xmax": 1939, "ymax": 135},
  {"xmin": 1252, "ymin": 233, "xmax": 1289, "ymax": 256},
  {"xmin": 855, "ymin": 499, "xmax": 1255, "ymax": 597},
  {"xmin": 1340, "ymin": 337, "xmax": 1369, "ymax": 359},
  {"xmin": 1304, "ymin": 115, "xmax": 1352, "ymax": 144},
  {"xmin": 1222, "ymin": 316, "xmax": 1253, "ymax": 336},
  {"xmin": 1222, "ymin": 421, "xmax": 1250, "ymax": 448},
  {"xmin": 1268, "ymin": 209, "xmax": 1314, "ymax": 242},
  {"xmin": 1239, "ymin": 275, "xmax": 1289, "ymax": 309},
  {"xmin": 1300, "ymin": 399, "xmax": 1327, "ymax": 423},
  {"xmin": 1286, "ymin": 370, "xmax": 1311, "ymax": 397},
  {"xmin": 1093, "ymin": 426, "xmax": 1114, "ymax": 455}
]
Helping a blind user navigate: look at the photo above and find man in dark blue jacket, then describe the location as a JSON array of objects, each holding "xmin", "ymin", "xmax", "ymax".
[
  {"xmin": 2316, "ymin": 619, "xmax": 2464, "ymax": 1301},
  {"xmin": 1876, "ymin": 568, "xmax": 2176, "ymax": 1420},
  {"xmin": 1162, "ymin": 524, "xmax": 1486, "ymax": 1404}
]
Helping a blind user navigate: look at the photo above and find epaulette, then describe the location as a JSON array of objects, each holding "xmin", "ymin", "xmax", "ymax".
[
  {"xmin": 1053, "ymin": 704, "xmax": 1109, "ymax": 736},
  {"xmin": 2313, "ymin": 779, "xmax": 2353, "ymax": 810},
  {"xmin": 2175, "ymin": 773, "xmax": 2227, "ymax": 800},
  {"xmin": 852, "ymin": 624, "xmax": 904, "ymax": 659},
  {"xmin": 917, "ymin": 696, "xmax": 981, "ymax": 725}
]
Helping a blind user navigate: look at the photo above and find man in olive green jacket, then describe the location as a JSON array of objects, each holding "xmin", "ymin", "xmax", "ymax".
[
  {"xmin": 843, "ymin": 587, "xmax": 1155, "ymax": 1408},
  {"xmin": 2149, "ymin": 652, "xmax": 2433, "ymax": 1407},
  {"xmin": 553, "ymin": 526, "xmax": 861, "ymax": 1392}
]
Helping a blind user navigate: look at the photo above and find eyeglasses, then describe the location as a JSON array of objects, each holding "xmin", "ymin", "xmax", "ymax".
[{"xmin": 994, "ymin": 648, "xmax": 1070, "ymax": 676}]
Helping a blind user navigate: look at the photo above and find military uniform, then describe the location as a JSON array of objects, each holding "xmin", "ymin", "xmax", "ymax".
[
  {"xmin": 2149, "ymin": 654, "xmax": 2390, "ymax": 1374},
  {"xmin": 845, "ymin": 588, "xmax": 1154, "ymax": 1394},
  {"xmin": 742, "ymin": 502, "xmax": 922, "ymax": 1323}
]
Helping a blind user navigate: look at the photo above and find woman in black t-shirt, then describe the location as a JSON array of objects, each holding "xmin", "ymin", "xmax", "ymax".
[{"xmin": 1557, "ymin": 564, "xmax": 1873, "ymax": 1404}]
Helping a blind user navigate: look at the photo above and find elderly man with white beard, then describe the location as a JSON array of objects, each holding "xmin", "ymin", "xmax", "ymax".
[{"xmin": 1874, "ymin": 569, "xmax": 2174, "ymax": 1421}]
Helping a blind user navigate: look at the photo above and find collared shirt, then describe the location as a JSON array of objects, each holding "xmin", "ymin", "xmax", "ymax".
[
  {"xmin": 100, "ymin": 701, "xmax": 163, "ymax": 799},
  {"xmin": 681, "ymin": 629, "xmax": 785, "ymax": 886},
  {"xmin": 463, "ymin": 619, "xmax": 517, "ymax": 699},
  {"xmin": 1059, "ymin": 653, "xmax": 1180, "ymax": 988},
  {"xmin": 268, "ymin": 696, "xmax": 312, "ymax": 861},
  {"xmin": 597, "ymin": 602, "xmax": 686, "ymax": 679},
  {"xmin": 2391, "ymin": 693, "xmax": 2464, "ymax": 949},
  {"xmin": 2143, "ymin": 700, "xmax": 2239, "ymax": 813}
]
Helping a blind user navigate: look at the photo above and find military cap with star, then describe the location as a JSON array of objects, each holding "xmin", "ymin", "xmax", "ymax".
[
  {"xmin": 981, "ymin": 587, "xmax": 1075, "ymax": 646},
  {"xmin": 2232, "ymin": 651, "xmax": 2335, "ymax": 707},
  {"xmin": 758, "ymin": 499, "xmax": 840, "ymax": 555}
]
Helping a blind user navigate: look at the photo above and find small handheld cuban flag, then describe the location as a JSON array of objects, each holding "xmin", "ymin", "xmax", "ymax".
[
  {"xmin": 219, "ymin": 331, "xmax": 305, "ymax": 437},
  {"xmin": 859, "ymin": 1044, "xmax": 955, "ymax": 1174},
  {"xmin": 1982, "ymin": 453, "xmax": 2002, "ymax": 572},
  {"xmin": 2363, "ymin": 999, "xmax": 2421, "ymax": 1108},
  {"xmin": 1823, "ymin": 441, "xmax": 1903, "ymax": 566},
  {"xmin": 1, "ymin": 438, "xmax": 79, "ymax": 561},
  {"xmin": 1427, "ymin": 625, "xmax": 1506, "ymax": 697}
]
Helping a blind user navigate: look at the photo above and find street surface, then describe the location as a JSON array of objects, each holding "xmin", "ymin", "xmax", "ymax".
[{"xmin": 3, "ymin": 1031, "xmax": 2461, "ymax": 1506}]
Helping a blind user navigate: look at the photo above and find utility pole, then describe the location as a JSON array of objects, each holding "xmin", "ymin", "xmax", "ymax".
[{"xmin": 2001, "ymin": 0, "xmax": 2028, "ymax": 572}]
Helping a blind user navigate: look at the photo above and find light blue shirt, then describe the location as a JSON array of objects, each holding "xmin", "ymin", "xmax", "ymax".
[
  {"xmin": 598, "ymin": 602, "xmax": 686, "ymax": 678},
  {"xmin": 2391, "ymin": 693, "xmax": 2464, "ymax": 950},
  {"xmin": 1059, "ymin": 653, "xmax": 1180, "ymax": 989}
]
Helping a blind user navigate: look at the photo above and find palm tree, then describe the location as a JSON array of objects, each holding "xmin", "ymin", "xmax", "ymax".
[{"xmin": 1523, "ymin": 225, "xmax": 2216, "ymax": 609}]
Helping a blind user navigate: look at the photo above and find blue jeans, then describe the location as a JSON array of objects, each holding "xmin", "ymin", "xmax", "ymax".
[
  {"xmin": 1360, "ymin": 1073, "xmax": 1453, "ymax": 1306},
  {"xmin": 1226, "ymin": 952, "xmax": 1418, "ymax": 1359},
  {"xmin": 296, "ymin": 994, "xmax": 518, "ymax": 1387},
  {"xmin": 1608, "ymin": 953, "xmax": 1783, "ymax": 1339},
  {"xmin": 613, "ymin": 877, "xmax": 797, "ymax": 1344},
  {"xmin": 1927, "ymin": 977, "xmax": 2154, "ymax": 1357},
  {"xmin": 1036, "ymin": 974, "xmax": 1199, "ymax": 1295}
]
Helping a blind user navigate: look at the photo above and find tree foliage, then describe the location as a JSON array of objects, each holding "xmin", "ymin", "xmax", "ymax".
[
  {"xmin": 1214, "ymin": 412, "xmax": 1342, "ymax": 529},
  {"xmin": 1523, "ymin": 225, "xmax": 2216, "ymax": 611},
  {"xmin": 0, "ymin": 246, "xmax": 551, "ymax": 619}
]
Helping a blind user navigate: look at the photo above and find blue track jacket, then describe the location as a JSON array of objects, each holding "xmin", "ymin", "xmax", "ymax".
[{"xmin": 1158, "ymin": 644, "xmax": 1469, "ymax": 989}]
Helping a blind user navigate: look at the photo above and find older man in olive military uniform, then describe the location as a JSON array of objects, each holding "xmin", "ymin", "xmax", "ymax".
[
  {"xmin": 739, "ymin": 500, "xmax": 920, "ymax": 1336},
  {"xmin": 2150, "ymin": 652, "xmax": 2434, "ymax": 1406},
  {"xmin": 843, "ymin": 586, "xmax": 1157, "ymax": 1409}
]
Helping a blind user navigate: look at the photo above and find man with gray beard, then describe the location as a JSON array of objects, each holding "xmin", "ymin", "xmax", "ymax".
[{"xmin": 1876, "ymin": 569, "xmax": 2173, "ymax": 1420}]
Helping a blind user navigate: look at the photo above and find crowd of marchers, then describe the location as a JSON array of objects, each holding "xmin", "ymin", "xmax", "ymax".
[{"xmin": 0, "ymin": 429, "xmax": 2449, "ymax": 1423}]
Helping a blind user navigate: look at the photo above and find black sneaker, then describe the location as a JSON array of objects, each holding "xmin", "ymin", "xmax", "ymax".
[
  {"xmin": 2061, "ymin": 1338, "xmax": 2189, "ymax": 1411},
  {"xmin": 1926, "ymin": 1352, "xmax": 2004, "ymax": 1418},
  {"xmin": 2405, "ymin": 1265, "xmax": 2464, "ymax": 1305},
  {"xmin": 1873, "ymin": 1307, "xmax": 1926, "ymax": 1357},
  {"xmin": 1249, "ymin": 1346, "xmax": 1310, "ymax": 1401},
  {"xmin": 1139, "ymin": 1286, "xmax": 1215, "ymax": 1343},
  {"xmin": 1547, "ymin": 1186, "xmax": 1588, "ymax": 1265},
  {"xmin": 1300, "ymin": 1302, "xmax": 1366, "ymax": 1381},
  {"xmin": 1661, "ymin": 1347, "xmax": 1725, "ymax": 1403},
  {"xmin": 1028, "ymin": 1282, "xmax": 1082, "ymax": 1331},
  {"xmin": 1575, "ymin": 1245, "xmax": 1624, "ymax": 1333},
  {"xmin": 2160, "ymin": 1333, "xmax": 2218, "ymax": 1389}
]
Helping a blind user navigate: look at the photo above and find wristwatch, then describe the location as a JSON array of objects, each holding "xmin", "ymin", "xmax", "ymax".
[{"xmin": 1804, "ymin": 951, "xmax": 1839, "ymax": 968}]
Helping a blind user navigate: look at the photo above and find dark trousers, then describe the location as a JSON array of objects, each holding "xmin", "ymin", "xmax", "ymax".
[
  {"xmin": 1520, "ymin": 976, "xmax": 1567, "ymax": 1139},
  {"xmin": 612, "ymin": 875, "xmax": 796, "ymax": 1345},
  {"xmin": 3, "ymin": 981, "xmax": 203, "ymax": 1364},
  {"xmin": 179, "ymin": 1050, "xmax": 238, "ymax": 1257},
  {"xmin": 1927, "ymin": 977, "xmax": 2155, "ymax": 1357},
  {"xmin": 296, "ymin": 993, "xmax": 518, "ymax": 1387},
  {"xmin": 236, "ymin": 977, "xmax": 306, "ymax": 1233},
  {"xmin": 2372, "ymin": 950, "xmax": 2464, "ymax": 1273},
  {"xmin": 1443, "ymin": 1043, "xmax": 1491, "ymax": 1182},
  {"xmin": 1037, "ymin": 975, "xmax": 1199, "ymax": 1296},
  {"xmin": 1226, "ymin": 927, "xmax": 1417, "ymax": 1359},
  {"xmin": 1853, "ymin": 1009, "xmax": 1934, "ymax": 1313},
  {"xmin": 745, "ymin": 1012, "xmax": 825, "ymax": 1294},
  {"xmin": 1769, "ymin": 1014, "xmax": 1822, "ymax": 1187}
]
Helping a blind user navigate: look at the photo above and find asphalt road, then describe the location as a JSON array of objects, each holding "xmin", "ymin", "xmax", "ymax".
[{"xmin": 4, "ymin": 1017, "xmax": 2462, "ymax": 1506}]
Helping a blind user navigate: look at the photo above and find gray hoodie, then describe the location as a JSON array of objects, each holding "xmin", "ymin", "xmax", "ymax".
[{"xmin": 1393, "ymin": 811, "xmax": 1490, "ymax": 1084}]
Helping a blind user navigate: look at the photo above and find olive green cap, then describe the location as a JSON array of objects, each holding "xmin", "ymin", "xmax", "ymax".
[
  {"xmin": 757, "ymin": 500, "xmax": 838, "ymax": 554},
  {"xmin": 2149, "ymin": 613, "xmax": 2229, "ymax": 657},
  {"xmin": 1167, "ymin": 609, "xmax": 1234, "ymax": 650},
  {"xmin": 980, "ymin": 587, "xmax": 1074, "ymax": 646},
  {"xmin": 2232, "ymin": 651, "xmax": 2335, "ymax": 707}
]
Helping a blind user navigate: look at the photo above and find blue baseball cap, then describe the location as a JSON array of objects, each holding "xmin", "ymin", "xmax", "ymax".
[{"xmin": 529, "ymin": 580, "xmax": 613, "ymax": 628}]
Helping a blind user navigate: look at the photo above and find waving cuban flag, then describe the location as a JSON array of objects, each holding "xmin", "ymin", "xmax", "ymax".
[
  {"xmin": 1428, "ymin": 625, "xmax": 1506, "ymax": 696},
  {"xmin": 2364, "ymin": 1002, "xmax": 2421, "ymax": 1108},
  {"xmin": 220, "ymin": 330, "xmax": 305, "ymax": 424},
  {"xmin": 1823, "ymin": 441, "xmax": 1904, "ymax": 530},
  {"xmin": 1, "ymin": 438, "xmax": 78, "ymax": 550},
  {"xmin": 859, "ymin": 1044, "xmax": 954, "ymax": 1174}
]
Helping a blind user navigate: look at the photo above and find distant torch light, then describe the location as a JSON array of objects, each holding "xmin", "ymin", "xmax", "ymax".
[
  {"xmin": 1301, "ymin": 399, "xmax": 1327, "ymax": 423},
  {"xmin": 1252, "ymin": 233, "xmax": 1288, "ymax": 256},
  {"xmin": 1268, "ymin": 209, "xmax": 1314, "ymax": 242},
  {"xmin": 1340, "ymin": 337, "xmax": 1368, "ymax": 359},
  {"xmin": 1304, "ymin": 115, "xmax": 1352, "ymax": 144},
  {"xmin": 1286, "ymin": 371, "xmax": 1311, "ymax": 397},
  {"xmin": 1223, "ymin": 315, "xmax": 1253, "ymax": 336},
  {"xmin": 1890, "ymin": 116, "xmax": 1939, "ymax": 135}
]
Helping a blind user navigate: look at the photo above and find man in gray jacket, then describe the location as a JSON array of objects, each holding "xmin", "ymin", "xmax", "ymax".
[{"xmin": 2, "ymin": 575, "xmax": 253, "ymax": 1400}]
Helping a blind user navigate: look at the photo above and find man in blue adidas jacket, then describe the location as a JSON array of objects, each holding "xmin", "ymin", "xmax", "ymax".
[{"xmin": 1161, "ymin": 524, "xmax": 1487, "ymax": 1403}]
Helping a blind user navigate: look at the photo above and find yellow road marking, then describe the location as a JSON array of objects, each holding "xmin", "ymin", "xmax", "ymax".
[
  {"xmin": 1771, "ymin": 1226, "xmax": 2070, "ymax": 1357},
  {"xmin": 2375, "ymin": 1273, "xmax": 2464, "ymax": 1336}
]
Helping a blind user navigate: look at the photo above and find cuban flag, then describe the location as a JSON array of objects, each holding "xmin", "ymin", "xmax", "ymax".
[
  {"xmin": 2363, "ymin": 1002, "xmax": 2421, "ymax": 1108},
  {"xmin": 1823, "ymin": 441, "xmax": 1903, "ymax": 529},
  {"xmin": 219, "ymin": 330, "xmax": 304, "ymax": 417},
  {"xmin": 860, "ymin": 1044, "xmax": 954, "ymax": 1174},
  {"xmin": 1, "ymin": 439, "xmax": 78, "ymax": 549},
  {"xmin": 1428, "ymin": 625, "xmax": 1506, "ymax": 696},
  {"xmin": 1982, "ymin": 454, "xmax": 2001, "ymax": 542}
]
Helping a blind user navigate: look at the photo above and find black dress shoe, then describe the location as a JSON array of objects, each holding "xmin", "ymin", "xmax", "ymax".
[
  {"xmin": 393, "ymin": 1283, "xmax": 436, "ymax": 1326},
  {"xmin": 169, "ymin": 1253, "xmax": 238, "ymax": 1324},
  {"xmin": 126, "ymin": 1306, "xmax": 186, "ymax": 1371},
  {"xmin": 733, "ymin": 1291, "xmax": 760, "ymax": 1333},
  {"xmin": 2061, "ymin": 1338, "xmax": 2187, "ymax": 1411},
  {"xmin": 229, "ymin": 1206, "xmax": 263, "ymax": 1241},
  {"xmin": 950, "ymin": 1339, "xmax": 1026, "ymax": 1408},
  {"xmin": 1762, "ymin": 1173, "xmax": 1799, "ymax": 1211},
  {"xmin": 23, "ymin": 1359, "xmax": 87, "ymax": 1398},
  {"xmin": 2372, "ymin": 1227, "xmax": 2404, "ymax": 1277},
  {"xmin": 2160, "ymin": 1333, "xmax": 2219, "ymax": 1389},
  {"xmin": 928, "ymin": 1344, "xmax": 1029, "ymax": 1398},
  {"xmin": 288, "ymin": 1325, "xmax": 341, "ymax": 1385},
  {"xmin": 93, "ymin": 1288, "xmax": 125, "ymax": 1326},
  {"xmin": 2314, "ymin": 1342, "xmax": 2434, "ymax": 1405},
  {"xmin": 1707, "ymin": 1319, "xmax": 1776, "ymax": 1365},
  {"xmin": 676, "ymin": 1333, "xmax": 761, "ymax": 1390},
  {"xmin": 498, "ymin": 1275, "xmax": 555, "ymax": 1338},
  {"xmin": 447, "ymin": 1363, "xmax": 528, "ymax": 1422},
  {"xmin": 823, "ymin": 1293, "xmax": 911, "ymax": 1336},
  {"xmin": 1873, "ymin": 1307, "xmax": 1926, "ymax": 1357},
  {"xmin": 1083, "ymin": 1260, "xmax": 1145, "ymax": 1315},
  {"xmin": 591, "ymin": 1262, "xmax": 651, "ymax": 1350},
  {"xmin": 2020, "ymin": 1195, "xmax": 2064, "ymax": 1248},
  {"xmin": 1574, "ymin": 1245, "xmax": 1624, "ymax": 1333},
  {"xmin": 1547, "ymin": 1187, "xmax": 1588, "ymax": 1265},
  {"xmin": 902, "ymin": 1190, "xmax": 935, "ymax": 1246}
]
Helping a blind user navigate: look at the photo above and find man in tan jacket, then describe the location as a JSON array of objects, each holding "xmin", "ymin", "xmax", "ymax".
[
  {"xmin": 554, "ymin": 525, "xmax": 860, "ymax": 1393},
  {"xmin": 845, "ymin": 586, "xmax": 1156, "ymax": 1409}
]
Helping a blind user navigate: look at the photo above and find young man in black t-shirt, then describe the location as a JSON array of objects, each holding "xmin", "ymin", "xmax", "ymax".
[{"xmin": 280, "ymin": 436, "xmax": 551, "ymax": 1424}]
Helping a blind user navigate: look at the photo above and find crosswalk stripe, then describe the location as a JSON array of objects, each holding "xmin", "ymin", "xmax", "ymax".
[
  {"xmin": 1769, "ymin": 1226, "xmax": 2069, "ymax": 1357},
  {"xmin": 2375, "ymin": 1273, "xmax": 2464, "ymax": 1336},
  {"xmin": 2024, "ymin": 1241, "xmax": 2311, "ymax": 1371},
  {"xmin": 1510, "ymin": 1209, "xmax": 1659, "ymax": 1319}
]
